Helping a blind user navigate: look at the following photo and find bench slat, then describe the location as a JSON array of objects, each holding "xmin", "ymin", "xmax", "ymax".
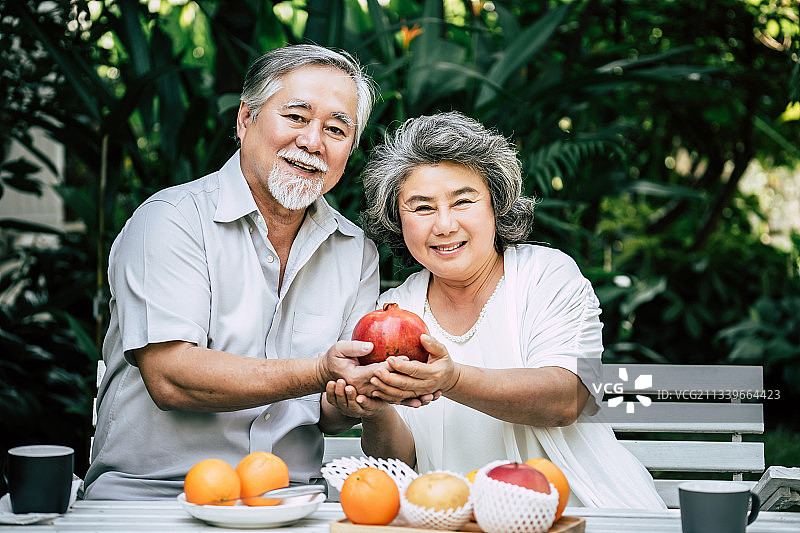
[
  {"xmin": 340, "ymin": 405, "xmax": 765, "ymax": 435},
  {"xmin": 602, "ymin": 364, "xmax": 763, "ymax": 393},
  {"xmin": 620, "ymin": 440, "xmax": 764, "ymax": 472},
  {"xmin": 604, "ymin": 402, "xmax": 763, "ymax": 433},
  {"xmin": 96, "ymin": 360, "xmax": 106, "ymax": 389},
  {"xmin": 323, "ymin": 436, "xmax": 364, "ymax": 465}
]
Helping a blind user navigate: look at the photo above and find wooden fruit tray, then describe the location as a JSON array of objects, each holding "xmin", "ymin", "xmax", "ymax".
[{"xmin": 329, "ymin": 516, "xmax": 585, "ymax": 533}]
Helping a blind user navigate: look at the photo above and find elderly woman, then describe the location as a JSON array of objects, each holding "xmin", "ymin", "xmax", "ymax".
[{"xmin": 326, "ymin": 111, "xmax": 665, "ymax": 509}]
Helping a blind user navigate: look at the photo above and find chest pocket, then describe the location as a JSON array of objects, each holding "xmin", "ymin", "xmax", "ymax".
[{"xmin": 290, "ymin": 311, "xmax": 342, "ymax": 358}]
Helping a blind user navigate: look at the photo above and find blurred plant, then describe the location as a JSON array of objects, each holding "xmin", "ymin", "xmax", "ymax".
[
  {"xmin": 718, "ymin": 294, "xmax": 800, "ymax": 394},
  {"xmin": 0, "ymin": 230, "xmax": 97, "ymax": 485}
]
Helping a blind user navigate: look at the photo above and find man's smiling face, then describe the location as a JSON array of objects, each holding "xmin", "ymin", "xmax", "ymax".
[{"xmin": 236, "ymin": 64, "xmax": 358, "ymax": 212}]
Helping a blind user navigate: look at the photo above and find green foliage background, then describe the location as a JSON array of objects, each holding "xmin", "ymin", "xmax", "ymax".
[{"xmin": 1, "ymin": 0, "xmax": 799, "ymax": 481}]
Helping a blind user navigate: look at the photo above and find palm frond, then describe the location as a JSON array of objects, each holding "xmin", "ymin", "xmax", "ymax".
[{"xmin": 524, "ymin": 138, "xmax": 622, "ymax": 194}]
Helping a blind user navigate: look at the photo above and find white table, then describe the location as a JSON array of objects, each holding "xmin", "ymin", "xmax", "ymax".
[{"xmin": 2, "ymin": 501, "xmax": 799, "ymax": 532}]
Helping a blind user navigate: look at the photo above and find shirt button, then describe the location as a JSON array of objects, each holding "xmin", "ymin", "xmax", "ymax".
[
  {"xmin": 264, "ymin": 413, "xmax": 271, "ymax": 421},
  {"xmin": 266, "ymin": 255, "xmax": 275, "ymax": 263},
  {"xmin": 249, "ymin": 226, "xmax": 254, "ymax": 234}
]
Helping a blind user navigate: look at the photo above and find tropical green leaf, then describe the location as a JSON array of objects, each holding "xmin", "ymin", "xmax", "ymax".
[
  {"xmin": 474, "ymin": 4, "xmax": 569, "ymax": 108},
  {"xmin": 620, "ymin": 180, "xmax": 705, "ymax": 199},
  {"xmin": 366, "ymin": 0, "xmax": 395, "ymax": 62},
  {"xmin": 621, "ymin": 277, "xmax": 668, "ymax": 316},
  {"xmin": 754, "ymin": 114, "xmax": 800, "ymax": 157},
  {"xmin": 625, "ymin": 65, "xmax": 722, "ymax": 81},
  {"xmin": 406, "ymin": 0, "xmax": 444, "ymax": 106},
  {"xmin": 305, "ymin": 0, "xmax": 344, "ymax": 47},
  {"xmin": 596, "ymin": 45, "xmax": 695, "ymax": 72},
  {"xmin": 117, "ymin": 0, "xmax": 151, "ymax": 77},
  {"xmin": 526, "ymin": 139, "xmax": 616, "ymax": 193},
  {"xmin": 533, "ymin": 211, "xmax": 595, "ymax": 239},
  {"xmin": 216, "ymin": 94, "xmax": 242, "ymax": 114},
  {"xmin": 605, "ymin": 342, "xmax": 671, "ymax": 364},
  {"xmin": 54, "ymin": 185, "xmax": 97, "ymax": 228},
  {"xmin": 59, "ymin": 311, "xmax": 100, "ymax": 363}
]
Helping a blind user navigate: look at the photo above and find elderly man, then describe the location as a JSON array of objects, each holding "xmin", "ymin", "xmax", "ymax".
[{"xmin": 84, "ymin": 45, "xmax": 391, "ymax": 500}]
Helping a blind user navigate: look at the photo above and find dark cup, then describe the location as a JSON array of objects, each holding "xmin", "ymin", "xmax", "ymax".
[
  {"xmin": 4, "ymin": 445, "xmax": 74, "ymax": 514},
  {"xmin": 679, "ymin": 481, "xmax": 760, "ymax": 533}
]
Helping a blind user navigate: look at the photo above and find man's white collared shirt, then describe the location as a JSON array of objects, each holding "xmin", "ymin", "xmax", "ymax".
[{"xmin": 85, "ymin": 151, "xmax": 379, "ymax": 500}]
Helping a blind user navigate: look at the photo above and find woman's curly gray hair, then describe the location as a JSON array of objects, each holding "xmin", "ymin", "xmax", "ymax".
[{"xmin": 361, "ymin": 111, "xmax": 536, "ymax": 266}]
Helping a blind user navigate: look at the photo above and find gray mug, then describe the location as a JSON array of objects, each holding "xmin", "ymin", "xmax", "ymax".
[
  {"xmin": 679, "ymin": 481, "xmax": 760, "ymax": 533},
  {"xmin": 4, "ymin": 445, "xmax": 74, "ymax": 514}
]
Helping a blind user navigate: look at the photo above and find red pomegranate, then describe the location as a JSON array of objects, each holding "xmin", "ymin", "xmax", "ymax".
[{"xmin": 351, "ymin": 303, "xmax": 430, "ymax": 365}]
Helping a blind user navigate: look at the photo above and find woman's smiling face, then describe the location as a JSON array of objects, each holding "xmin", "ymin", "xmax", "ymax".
[{"xmin": 398, "ymin": 162, "xmax": 498, "ymax": 282}]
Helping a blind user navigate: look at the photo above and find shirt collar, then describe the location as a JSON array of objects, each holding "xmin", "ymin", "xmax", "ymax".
[
  {"xmin": 305, "ymin": 195, "xmax": 360, "ymax": 238},
  {"xmin": 213, "ymin": 149, "xmax": 359, "ymax": 238},
  {"xmin": 214, "ymin": 150, "xmax": 259, "ymax": 223}
]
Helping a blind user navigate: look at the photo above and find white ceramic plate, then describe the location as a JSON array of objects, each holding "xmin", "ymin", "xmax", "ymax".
[{"xmin": 177, "ymin": 492, "xmax": 324, "ymax": 529}]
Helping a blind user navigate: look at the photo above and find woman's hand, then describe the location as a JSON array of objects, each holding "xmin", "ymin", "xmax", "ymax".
[{"xmin": 368, "ymin": 334, "xmax": 457, "ymax": 402}]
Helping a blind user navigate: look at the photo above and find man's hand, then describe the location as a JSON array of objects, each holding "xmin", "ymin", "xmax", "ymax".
[
  {"xmin": 316, "ymin": 340, "xmax": 397, "ymax": 398},
  {"xmin": 317, "ymin": 339, "xmax": 444, "ymax": 405},
  {"xmin": 325, "ymin": 377, "xmax": 440, "ymax": 414},
  {"xmin": 325, "ymin": 378, "xmax": 388, "ymax": 419},
  {"xmin": 316, "ymin": 340, "xmax": 373, "ymax": 391}
]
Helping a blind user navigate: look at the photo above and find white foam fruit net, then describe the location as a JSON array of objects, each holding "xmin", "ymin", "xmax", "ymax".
[
  {"xmin": 399, "ymin": 470, "xmax": 474, "ymax": 531},
  {"xmin": 472, "ymin": 460, "xmax": 559, "ymax": 533},
  {"xmin": 321, "ymin": 455, "xmax": 417, "ymax": 492}
]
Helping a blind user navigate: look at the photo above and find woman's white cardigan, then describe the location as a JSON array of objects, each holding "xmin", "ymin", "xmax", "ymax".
[{"xmin": 379, "ymin": 244, "xmax": 666, "ymax": 509}]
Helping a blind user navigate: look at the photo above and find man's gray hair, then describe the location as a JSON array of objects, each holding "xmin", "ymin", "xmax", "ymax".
[
  {"xmin": 361, "ymin": 111, "xmax": 536, "ymax": 266},
  {"xmin": 240, "ymin": 44, "xmax": 376, "ymax": 150}
]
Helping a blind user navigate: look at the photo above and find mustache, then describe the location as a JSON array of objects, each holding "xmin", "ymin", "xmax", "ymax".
[{"xmin": 277, "ymin": 148, "xmax": 328, "ymax": 173}]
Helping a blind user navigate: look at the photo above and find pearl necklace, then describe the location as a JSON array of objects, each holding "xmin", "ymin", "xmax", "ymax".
[{"xmin": 424, "ymin": 275, "xmax": 505, "ymax": 344}]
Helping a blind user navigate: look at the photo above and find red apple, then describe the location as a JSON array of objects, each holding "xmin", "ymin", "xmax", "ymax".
[
  {"xmin": 486, "ymin": 463, "xmax": 551, "ymax": 494},
  {"xmin": 351, "ymin": 303, "xmax": 430, "ymax": 365}
]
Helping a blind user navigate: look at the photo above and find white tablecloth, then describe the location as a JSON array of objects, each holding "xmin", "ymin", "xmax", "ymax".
[{"xmin": 0, "ymin": 501, "xmax": 798, "ymax": 532}]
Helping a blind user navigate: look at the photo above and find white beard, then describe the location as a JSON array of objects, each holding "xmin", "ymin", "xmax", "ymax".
[{"xmin": 267, "ymin": 164, "xmax": 325, "ymax": 211}]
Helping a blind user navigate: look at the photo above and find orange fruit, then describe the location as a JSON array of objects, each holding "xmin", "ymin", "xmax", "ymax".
[
  {"xmin": 525, "ymin": 457, "xmax": 569, "ymax": 520},
  {"xmin": 464, "ymin": 469, "xmax": 479, "ymax": 521},
  {"xmin": 340, "ymin": 467, "xmax": 400, "ymax": 525},
  {"xmin": 465, "ymin": 469, "xmax": 478, "ymax": 483},
  {"xmin": 184, "ymin": 458, "xmax": 241, "ymax": 506},
  {"xmin": 236, "ymin": 452, "xmax": 290, "ymax": 506}
]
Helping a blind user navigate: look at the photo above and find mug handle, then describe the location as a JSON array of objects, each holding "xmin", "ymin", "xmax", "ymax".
[{"xmin": 747, "ymin": 491, "xmax": 761, "ymax": 525}]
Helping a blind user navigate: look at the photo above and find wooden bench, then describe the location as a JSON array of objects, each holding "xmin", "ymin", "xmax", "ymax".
[{"xmin": 323, "ymin": 363, "xmax": 797, "ymax": 510}]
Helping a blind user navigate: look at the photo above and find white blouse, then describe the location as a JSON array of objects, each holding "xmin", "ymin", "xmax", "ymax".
[
  {"xmin": 419, "ymin": 278, "xmax": 545, "ymax": 474},
  {"xmin": 381, "ymin": 244, "xmax": 666, "ymax": 510}
]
